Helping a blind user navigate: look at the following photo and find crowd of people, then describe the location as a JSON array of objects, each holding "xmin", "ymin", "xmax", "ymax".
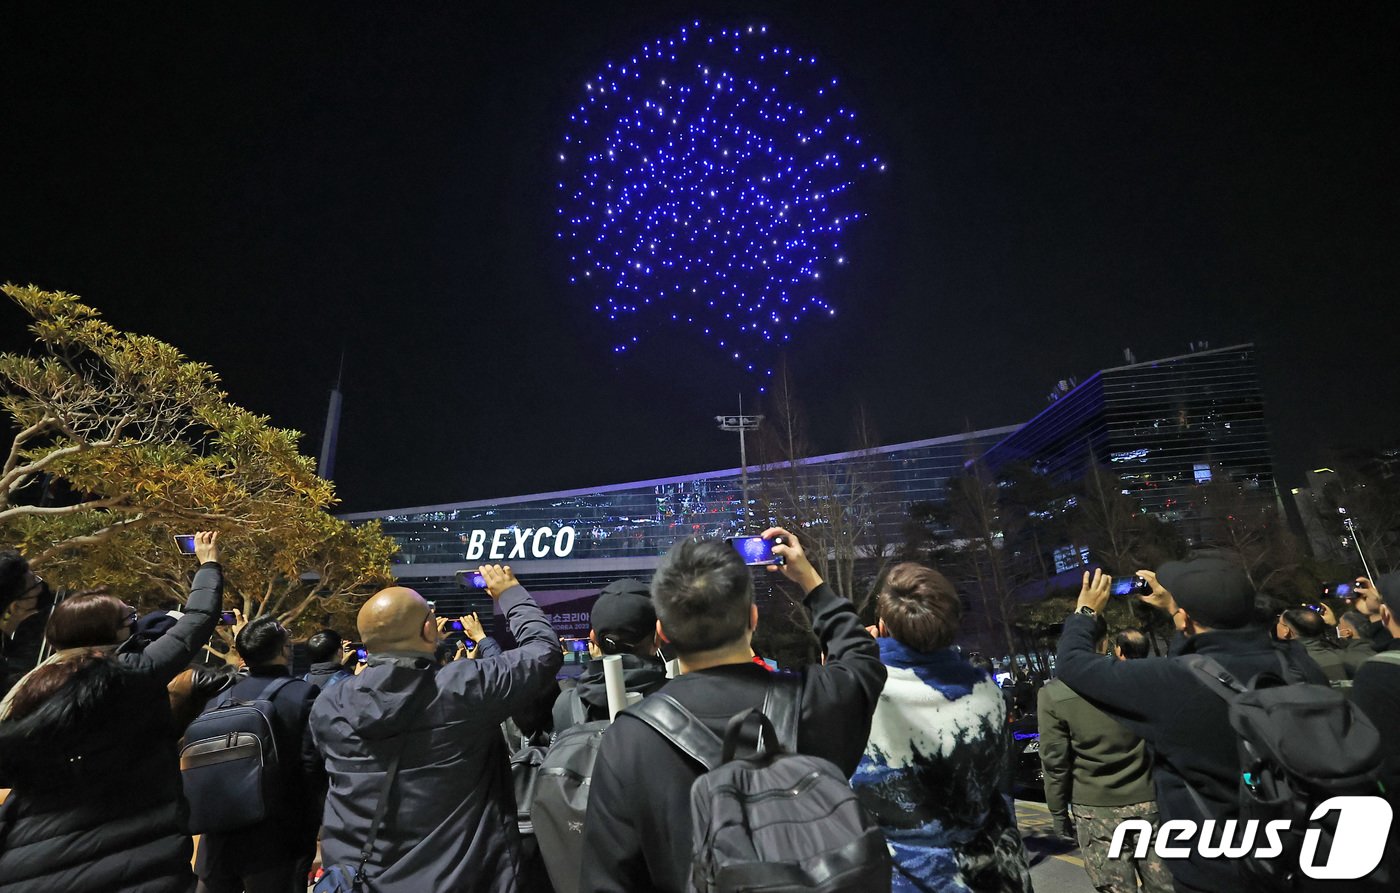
[{"xmin": 0, "ymin": 528, "xmax": 1396, "ymax": 893}]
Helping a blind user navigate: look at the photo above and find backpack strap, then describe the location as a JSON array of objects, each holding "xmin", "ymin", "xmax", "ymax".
[
  {"xmin": 1179, "ymin": 654, "xmax": 1248, "ymax": 702},
  {"xmin": 349, "ymin": 676, "xmax": 435, "ymax": 890},
  {"xmin": 625, "ymin": 693, "xmax": 725, "ymax": 772},
  {"xmin": 569, "ymin": 688, "xmax": 589, "ymax": 725},
  {"xmin": 760, "ymin": 673, "xmax": 802, "ymax": 753},
  {"xmin": 1366, "ymin": 651, "xmax": 1400, "ymax": 667},
  {"xmin": 258, "ymin": 675, "xmax": 298, "ymax": 703}
]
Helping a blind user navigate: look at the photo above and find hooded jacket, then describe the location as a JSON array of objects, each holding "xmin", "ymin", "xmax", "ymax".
[
  {"xmin": 1056, "ymin": 612, "xmax": 1328, "ymax": 892},
  {"xmin": 551, "ymin": 653, "xmax": 669, "ymax": 733},
  {"xmin": 309, "ymin": 584, "xmax": 561, "ymax": 893}
]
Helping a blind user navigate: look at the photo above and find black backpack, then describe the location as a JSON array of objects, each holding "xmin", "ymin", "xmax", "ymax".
[
  {"xmin": 1182, "ymin": 653, "xmax": 1388, "ymax": 890},
  {"xmin": 180, "ymin": 676, "xmax": 296, "ymax": 834},
  {"xmin": 629, "ymin": 679, "xmax": 892, "ymax": 893}
]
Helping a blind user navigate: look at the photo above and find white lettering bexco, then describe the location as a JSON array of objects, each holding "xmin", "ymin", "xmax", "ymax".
[
  {"xmin": 1109, "ymin": 796, "xmax": 1393, "ymax": 881},
  {"xmin": 463, "ymin": 526, "xmax": 577, "ymax": 561}
]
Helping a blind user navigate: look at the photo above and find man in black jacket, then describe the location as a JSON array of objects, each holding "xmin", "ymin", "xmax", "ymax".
[
  {"xmin": 1057, "ymin": 559, "xmax": 1328, "ymax": 893},
  {"xmin": 551, "ymin": 578, "xmax": 668, "ymax": 734},
  {"xmin": 196, "ymin": 617, "xmax": 324, "ymax": 893},
  {"xmin": 580, "ymin": 530, "xmax": 887, "ymax": 893},
  {"xmin": 1352, "ymin": 571, "xmax": 1400, "ymax": 794},
  {"xmin": 310, "ymin": 564, "xmax": 562, "ymax": 893},
  {"xmin": 302, "ymin": 628, "xmax": 352, "ymax": 692}
]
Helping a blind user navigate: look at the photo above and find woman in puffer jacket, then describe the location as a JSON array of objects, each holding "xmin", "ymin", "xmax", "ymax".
[{"xmin": 0, "ymin": 534, "xmax": 223, "ymax": 893}]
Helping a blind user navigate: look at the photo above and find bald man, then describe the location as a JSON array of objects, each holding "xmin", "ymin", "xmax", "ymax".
[{"xmin": 309, "ymin": 565, "xmax": 561, "ymax": 893}]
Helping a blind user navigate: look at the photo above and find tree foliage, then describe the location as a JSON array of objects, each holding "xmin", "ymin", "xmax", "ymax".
[{"xmin": 0, "ymin": 284, "xmax": 396, "ymax": 628}]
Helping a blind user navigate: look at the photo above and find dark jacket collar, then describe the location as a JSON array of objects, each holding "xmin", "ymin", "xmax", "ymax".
[
  {"xmin": 245, "ymin": 665, "xmax": 291, "ymax": 678},
  {"xmin": 1175, "ymin": 625, "xmax": 1275, "ymax": 656}
]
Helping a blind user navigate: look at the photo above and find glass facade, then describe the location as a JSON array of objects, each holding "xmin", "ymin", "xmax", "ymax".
[
  {"xmin": 343, "ymin": 425, "xmax": 1018, "ymax": 575},
  {"xmin": 981, "ymin": 344, "xmax": 1277, "ymax": 519}
]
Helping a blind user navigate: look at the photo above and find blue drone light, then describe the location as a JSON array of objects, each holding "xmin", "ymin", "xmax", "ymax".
[{"xmin": 557, "ymin": 21, "xmax": 882, "ymax": 383}]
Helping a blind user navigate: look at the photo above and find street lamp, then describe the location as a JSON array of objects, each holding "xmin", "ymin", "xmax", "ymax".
[{"xmin": 716, "ymin": 394, "xmax": 763, "ymax": 533}]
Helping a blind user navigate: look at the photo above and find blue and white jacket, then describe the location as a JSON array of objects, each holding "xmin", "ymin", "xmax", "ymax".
[{"xmin": 852, "ymin": 638, "xmax": 1032, "ymax": 893}]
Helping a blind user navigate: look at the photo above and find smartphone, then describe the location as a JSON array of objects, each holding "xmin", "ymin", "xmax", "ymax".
[
  {"xmin": 446, "ymin": 620, "xmax": 465, "ymax": 633},
  {"xmin": 174, "ymin": 535, "xmax": 197, "ymax": 555},
  {"xmin": 348, "ymin": 642, "xmax": 368, "ymax": 662},
  {"xmin": 727, "ymin": 535, "xmax": 785, "ymax": 566},
  {"xmin": 561, "ymin": 637, "xmax": 591, "ymax": 653},
  {"xmin": 455, "ymin": 570, "xmax": 488, "ymax": 589},
  {"xmin": 218, "ymin": 611, "xmax": 236, "ymax": 625},
  {"xmin": 1305, "ymin": 603, "xmax": 1325, "ymax": 613},
  {"xmin": 1111, "ymin": 576, "xmax": 1151, "ymax": 597}
]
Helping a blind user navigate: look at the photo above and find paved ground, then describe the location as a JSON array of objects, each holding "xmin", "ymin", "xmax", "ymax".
[{"xmin": 1016, "ymin": 799, "xmax": 1097, "ymax": 893}]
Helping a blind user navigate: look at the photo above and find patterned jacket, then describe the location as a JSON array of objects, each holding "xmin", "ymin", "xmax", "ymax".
[{"xmin": 852, "ymin": 638, "xmax": 1032, "ymax": 893}]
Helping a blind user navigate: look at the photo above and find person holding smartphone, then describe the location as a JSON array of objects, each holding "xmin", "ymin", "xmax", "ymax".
[{"xmin": 309, "ymin": 564, "xmax": 561, "ymax": 893}]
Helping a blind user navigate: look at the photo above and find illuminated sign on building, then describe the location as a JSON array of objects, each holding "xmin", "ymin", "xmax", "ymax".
[{"xmin": 462, "ymin": 526, "xmax": 578, "ymax": 560}]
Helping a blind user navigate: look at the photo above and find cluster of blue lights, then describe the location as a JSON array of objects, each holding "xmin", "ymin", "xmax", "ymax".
[{"xmin": 557, "ymin": 22, "xmax": 883, "ymax": 384}]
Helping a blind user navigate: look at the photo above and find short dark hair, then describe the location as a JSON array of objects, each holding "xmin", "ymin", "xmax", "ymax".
[
  {"xmin": 650, "ymin": 538, "xmax": 753, "ymax": 654},
  {"xmin": 1281, "ymin": 607, "xmax": 1326, "ymax": 639},
  {"xmin": 877, "ymin": 563, "xmax": 961, "ymax": 652},
  {"xmin": 0, "ymin": 550, "xmax": 30, "ymax": 612},
  {"xmin": 236, "ymin": 617, "xmax": 289, "ymax": 666},
  {"xmin": 1340, "ymin": 611, "xmax": 1370, "ymax": 636},
  {"xmin": 47, "ymin": 593, "xmax": 127, "ymax": 649},
  {"xmin": 306, "ymin": 629, "xmax": 343, "ymax": 663},
  {"xmin": 1114, "ymin": 629, "xmax": 1150, "ymax": 660}
]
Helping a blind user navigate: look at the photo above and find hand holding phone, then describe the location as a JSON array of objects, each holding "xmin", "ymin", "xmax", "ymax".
[{"xmin": 760, "ymin": 528, "xmax": 823, "ymax": 594}]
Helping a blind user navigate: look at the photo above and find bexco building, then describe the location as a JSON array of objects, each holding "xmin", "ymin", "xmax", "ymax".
[{"xmin": 339, "ymin": 426, "xmax": 1018, "ymax": 641}]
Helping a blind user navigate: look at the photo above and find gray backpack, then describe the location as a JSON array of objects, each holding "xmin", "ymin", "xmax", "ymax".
[
  {"xmin": 629, "ymin": 680, "xmax": 892, "ymax": 893},
  {"xmin": 529, "ymin": 705, "xmax": 610, "ymax": 893}
]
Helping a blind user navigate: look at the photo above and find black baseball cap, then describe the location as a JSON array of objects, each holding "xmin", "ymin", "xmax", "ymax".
[
  {"xmin": 590, "ymin": 579, "xmax": 656, "ymax": 646},
  {"xmin": 1156, "ymin": 555, "xmax": 1255, "ymax": 630}
]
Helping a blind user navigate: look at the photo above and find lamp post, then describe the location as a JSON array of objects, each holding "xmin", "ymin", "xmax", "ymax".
[{"xmin": 716, "ymin": 394, "xmax": 763, "ymax": 533}]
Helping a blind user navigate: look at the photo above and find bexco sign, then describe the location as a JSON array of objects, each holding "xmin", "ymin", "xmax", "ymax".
[{"xmin": 462, "ymin": 526, "xmax": 577, "ymax": 560}]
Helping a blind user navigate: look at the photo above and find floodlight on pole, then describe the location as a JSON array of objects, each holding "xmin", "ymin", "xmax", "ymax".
[{"xmin": 716, "ymin": 393, "xmax": 763, "ymax": 532}]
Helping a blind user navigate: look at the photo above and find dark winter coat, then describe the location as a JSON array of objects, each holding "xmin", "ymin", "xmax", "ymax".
[
  {"xmin": 194, "ymin": 667, "xmax": 324, "ymax": 879},
  {"xmin": 580, "ymin": 582, "xmax": 887, "ymax": 893},
  {"xmin": 0, "ymin": 561, "xmax": 223, "ymax": 893},
  {"xmin": 115, "ymin": 562, "xmax": 223, "ymax": 685},
  {"xmin": 0, "ymin": 657, "xmax": 193, "ymax": 893},
  {"xmin": 309, "ymin": 585, "xmax": 562, "ymax": 893},
  {"xmin": 303, "ymin": 660, "xmax": 353, "ymax": 692},
  {"xmin": 550, "ymin": 653, "xmax": 668, "ymax": 733},
  {"xmin": 1056, "ymin": 612, "xmax": 1328, "ymax": 892},
  {"xmin": 1352, "ymin": 636, "xmax": 1400, "ymax": 795}
]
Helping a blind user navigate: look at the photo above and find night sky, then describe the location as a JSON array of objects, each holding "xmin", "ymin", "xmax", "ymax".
[{"xmin": 4, "ymin": 3, "xmax": 1398, "ymax": 514}]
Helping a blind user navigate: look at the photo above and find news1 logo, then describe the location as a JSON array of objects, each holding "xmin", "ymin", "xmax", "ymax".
[{"xmin": 1109, "ymin": 796, "xmax": 1394, "ymax": 880}]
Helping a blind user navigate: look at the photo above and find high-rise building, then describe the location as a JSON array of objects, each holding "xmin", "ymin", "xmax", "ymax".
[{"xmin": 980, "ymin": 343, "xmax": 1278, "ymax": 520}]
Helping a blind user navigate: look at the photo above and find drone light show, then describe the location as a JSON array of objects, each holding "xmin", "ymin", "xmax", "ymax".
[{"xmin": 557, "ymin": 22, "xmax": 883, "ymax": 385}]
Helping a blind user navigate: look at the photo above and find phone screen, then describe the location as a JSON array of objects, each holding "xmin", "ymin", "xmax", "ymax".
[
  {"xmin": 728, "ymin": 535, "xmax": 784, "ymax": 566},
  {"xmin": 456, "ymin": 570, "xmax": 488, "ymax": 589},
  {"xmin": 1111, "ymin": 576, "xmax": 1147, "ymax": 597},
  {"xmin": 219, "ymin": 611, "xmax": 236, "ymax": 625},
  {"xmin": 174, "ymin": 535, "xmax": 197, "ymax": 555}
]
